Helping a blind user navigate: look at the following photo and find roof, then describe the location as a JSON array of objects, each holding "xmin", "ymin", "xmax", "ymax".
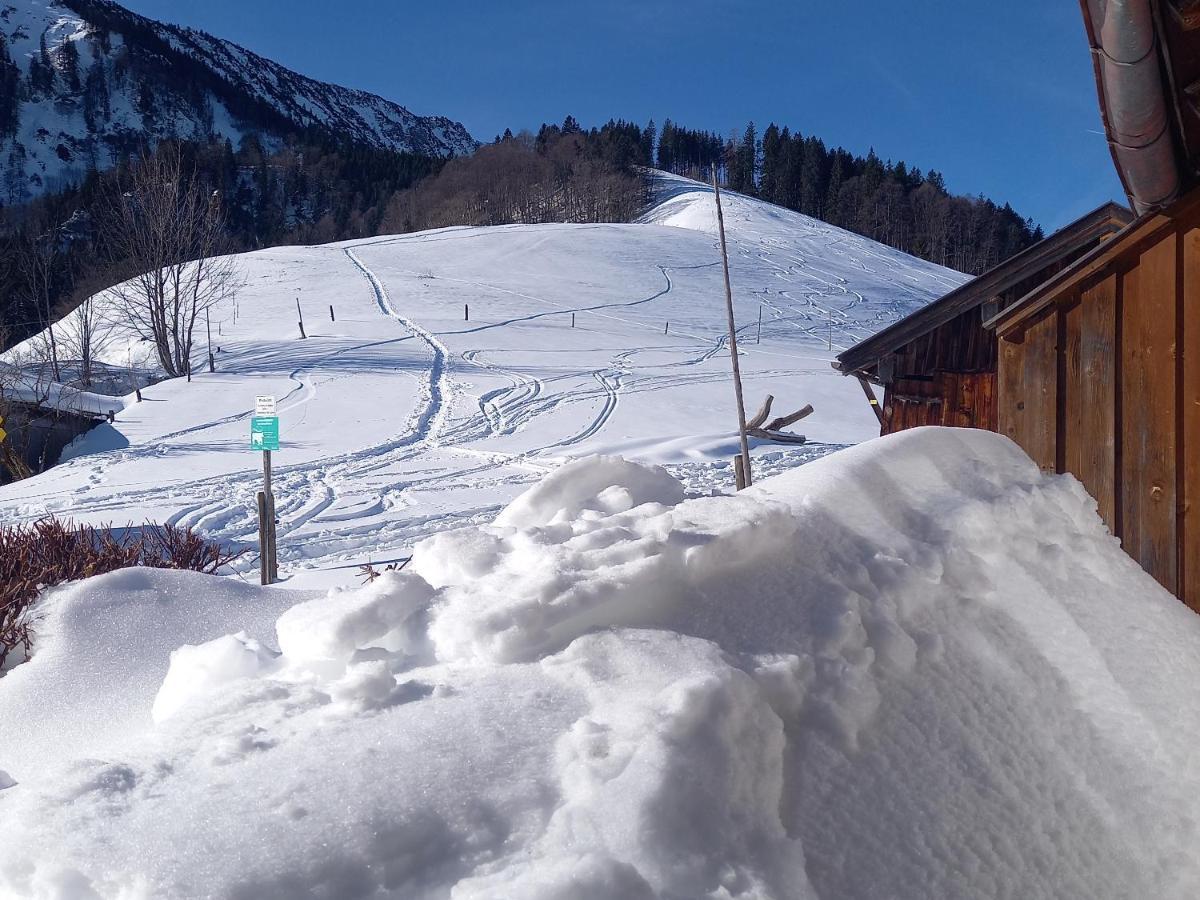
[
  {"xmin": 835, "ymin": 201, "xmax": 1133, "ymax": 375},
  {"xmin": 0, "ymin": 364, "xmax": 124, "ymax": 420},
  {"xmin": 1082, "ymin": 0, "xmax": 1200, "ymax": 213},
  {"xmin": 985, "ymin": 185, "xmax": 1200, "ymax": 336}
]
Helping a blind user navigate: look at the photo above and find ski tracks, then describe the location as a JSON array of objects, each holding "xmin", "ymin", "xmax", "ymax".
[{"xmin": 344, "ymin": 247, "xmax": 451, "ymax": 452}]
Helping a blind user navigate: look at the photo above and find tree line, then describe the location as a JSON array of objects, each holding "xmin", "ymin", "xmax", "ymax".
[
  {"xmin": 656, "ymin": 119, "xmax": 1043, "ymax": 274},
  {"xmin": 379, "ymin": 117, "xmax": 649, "ymax": 233}
]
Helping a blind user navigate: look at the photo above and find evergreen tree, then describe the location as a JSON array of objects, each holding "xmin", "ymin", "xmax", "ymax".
[{"xmin": 58, "ymin": 37, "xmax": 80, "ymax": 92}]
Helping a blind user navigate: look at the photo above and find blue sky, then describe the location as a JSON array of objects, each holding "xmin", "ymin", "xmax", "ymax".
[{"xmin": 121, "ymin": 0, "xmax": 1125, "ymax": 232}]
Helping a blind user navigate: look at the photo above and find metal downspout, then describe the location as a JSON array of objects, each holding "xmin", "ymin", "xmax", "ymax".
[{"xmin": 1090, "ymin": 0, "xmax": 1181, "ymax": 212}]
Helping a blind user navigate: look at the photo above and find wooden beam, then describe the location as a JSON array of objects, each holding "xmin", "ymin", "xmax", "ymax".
[
  {"xmin": 988, "ymin": 188, "xmax": 1200, "ymax": 338},
  {"xmin": 1168, "ymin": 0, "xmax": 1200, "ymax": 30},
  {"xmin": 857, "ymin": 376, "xmax": 884, "ymax": 426}
]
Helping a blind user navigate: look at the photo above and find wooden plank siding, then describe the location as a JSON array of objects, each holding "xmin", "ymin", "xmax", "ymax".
[
  {"xmin": 1182, "ymin": 226, "xmax": 1200, "ymax": 611},
  {"xmin": 998, "ymin": 312, "xmax": 1058, "ymax": 471},
  {"xmin": 996, "ymin": 217, "xmax": 1200, "ymax": 603},
  {"xmin": 1077, "ymin": 275, "xmax": 1118, "ymax": 532},
  {"xmin": 1120, "ymin": 233, "xmax": 1178, "ymax": 593},
  {"xmin": 881, "ymin": 373, "xmax": 997, "ymax": 434},
  {"xmin": 1061, "ymin": 301, "xmax": 1084, "ymax": 479}
]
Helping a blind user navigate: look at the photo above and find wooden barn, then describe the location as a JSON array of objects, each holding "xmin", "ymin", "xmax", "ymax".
[
  {"xmin": 978, "ymin": 0, "xmax": 1200, "ymax": 608},
  {"xmin": 839, "ymin": 0, "xmax": 1200, "ymax": 610},
  {"xmin": 834, "ymin": 202, "xmax": 1132, "ymax": 434}
]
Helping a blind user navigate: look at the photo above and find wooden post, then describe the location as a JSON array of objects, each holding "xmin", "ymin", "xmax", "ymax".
[
  {"xmin": 465, "ymin": 303, "xmax": 469, "ymax": 321},
  {"xmin": 857, "ymin": 376, "xmax": 884, "ymax": 427},
  {"xmin": 297, "ymin": 299, "xmax": 306, "ymax": 339},
  {"xmin": 757, "ymin": 305, "xmax": 763, "ymax": 344},
  {"xmin": 206, "ymin": 310, "xmax": 215, "ymax": 372},
  {"xmin": 330, "ymin": 304, "xmax": 335, "ymax": 322},
  {"xmin": 263, "ymin": 449, "xmax": 278, "ymax": 582},
  {"xmin": 664, "ymin": 321, "xmax": 669, "ymax": 335},
  {"xmin": 713, "ymin": 169, "xmax": 753, "ymax": 489},
  {"xmin": 734, "ymin": 454, "xmax": 746, "ymax": 490},
  {"xmin": 571, "ymin": 313, "xmax": 575, "ymax": 328},
  {"xmin": 257, "ymin": 491, "xmax": 269, "ymax": 586}
]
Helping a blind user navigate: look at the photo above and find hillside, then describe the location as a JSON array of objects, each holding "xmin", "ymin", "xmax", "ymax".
[
  {"xmin": 0, "ymin": 0, "xmax": 476, "ymax": 202},
  {"xmin": 0, "ymin": 173, "xmax": 967, "ymax": 587}
]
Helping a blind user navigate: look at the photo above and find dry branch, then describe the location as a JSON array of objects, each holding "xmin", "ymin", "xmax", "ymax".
[{"xmin": 743, "ymin": 395, "xmax": 812, "ymax": 445}]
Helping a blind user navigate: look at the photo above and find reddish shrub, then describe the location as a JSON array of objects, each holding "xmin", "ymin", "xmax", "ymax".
[{"xmin": 0, "ymin": 519, "xmax": 243, "ymax": 669}]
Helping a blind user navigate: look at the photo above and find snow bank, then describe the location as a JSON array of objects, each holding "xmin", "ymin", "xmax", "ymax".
[{"xmin": 3, "ymin": 428, "xmax": 1200, "ymax": 899}]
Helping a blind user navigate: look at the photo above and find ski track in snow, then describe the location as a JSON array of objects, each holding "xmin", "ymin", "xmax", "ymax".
[{"xmin": 0, "ymin": 176, "xmax": 967, "ymax": 583}]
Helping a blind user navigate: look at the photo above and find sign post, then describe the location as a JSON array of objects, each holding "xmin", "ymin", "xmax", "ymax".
[{"xmin": 251, "ymin": 396, "xmax": 280, "ymax": 584}]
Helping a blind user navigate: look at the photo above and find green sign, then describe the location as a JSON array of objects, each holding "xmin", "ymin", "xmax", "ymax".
[{"xmin": 251, "ymin": 416, "xmax": 280, "ymax": 451}]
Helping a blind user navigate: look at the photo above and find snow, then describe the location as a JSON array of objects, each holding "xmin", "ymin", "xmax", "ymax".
[
  {"xmin": 2, "ymin": 428, "xmax": 1200, "ymax": 898},
  {"xmin": 0, "ymin": 362, "xmax": 125, "ymax": 418},
  {"xmin": 0, "ymin": 176, "xmax": 966, "ymax": 587},
  {"xmin": 8, "ymin": 176, "xmax": 1170, "ymax": 897}
]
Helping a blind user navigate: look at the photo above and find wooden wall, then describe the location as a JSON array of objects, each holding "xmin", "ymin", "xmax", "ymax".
[
  {"xmin": 997, "ymin": 216, "xmax": 1200, "ymax": 610},
  {"xmin": 882, "ymin": 373, "xmax": 997, "ymax": 433}
]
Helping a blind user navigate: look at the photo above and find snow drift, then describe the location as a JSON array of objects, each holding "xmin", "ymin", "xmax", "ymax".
[{"xmin": 2, "ymin": 428, "xmax": 1199, "ymax": 899}]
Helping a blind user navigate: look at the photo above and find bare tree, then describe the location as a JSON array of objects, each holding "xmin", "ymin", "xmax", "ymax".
[
  {"xmin": 59, "ymin": 284, "xmax": 115, "ymax": 388},
  {"xmin": 16, "ymin": 232, "xmax": 62, "ymax": 383},
  {"xmin": 101, "ymin": 147, "xmax": 238, "ymax": 378}
]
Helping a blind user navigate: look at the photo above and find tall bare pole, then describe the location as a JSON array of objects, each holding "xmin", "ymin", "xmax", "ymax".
[{"xmin": 712, "ymin": 168, "xmax": 753, "ymax": 489}]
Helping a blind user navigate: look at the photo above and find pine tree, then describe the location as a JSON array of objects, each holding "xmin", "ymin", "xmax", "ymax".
[
  {"xmin": 736, "ymin": 121, "xmax": 757, "ymax": 194},
  {"xmin": 760, "ymin": 123, "xmax": 781, "ymax": 203},
  {"xmin": 640, "ymin": 119, "xmax": 656, "ymax": 168},
  {"xmin": 58, "ymin": 37, "xmax": 80, "ymax": 92}
]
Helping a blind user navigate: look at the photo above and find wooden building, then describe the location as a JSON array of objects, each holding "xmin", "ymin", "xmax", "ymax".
[
  {"xmin": 835, "ymin": 203, "xmax": 1131, "ymax": 435},
  {"xmin": 984, "ymin": 180, "xmax": 1200, "ymax": 607},
  {"xmin": 838, "ymin": 0, "xmax": 1200, "ymax": 609},
  {"xmin": 975, "ymin": 0, "xmax": 1200, "ymax": 608}
]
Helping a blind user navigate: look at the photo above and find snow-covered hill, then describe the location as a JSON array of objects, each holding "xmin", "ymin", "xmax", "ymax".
[
  {"xmin": 0, "ymin": 0, "xmax": 476, "ymax": 202},
  {"xmin": 0, "ymin": 174, "xmax": 968, "ymax": 586}
]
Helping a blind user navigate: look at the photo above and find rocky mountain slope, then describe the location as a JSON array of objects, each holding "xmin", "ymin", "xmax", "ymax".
[{"xmin": 0, "ymin": 0, "xmax": 476, "ymax": 203}]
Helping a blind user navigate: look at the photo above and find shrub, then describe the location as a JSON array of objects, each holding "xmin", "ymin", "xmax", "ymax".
[{"xmin": 0, "ymin": 519, "xmax": 242, "ymax": 669}]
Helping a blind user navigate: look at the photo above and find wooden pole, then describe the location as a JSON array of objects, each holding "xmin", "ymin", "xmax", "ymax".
[
  {"xmin": 263, "ymin": 450, "xmax": 278, "ymax": 582},
  {"xmin": 857, "ymin": 376, "xmax": 885, "ymax": 427},
  {"xmin": 733, "ymin": 454, "xmax": 746, "ymax": 491},
  {"xmin": 297, "ymin": 299, "xmax": 306, "ymax": 339},
  {"xmin": 664, "ymin": 321, "xmax": 669, "ymax": 334},
  {"xmin": 257, "ymin": 491, "xmax": 269, "ymax": 586},
  {"xmin": 757, "ymin": 305, "xmax": 762, "ymax": 344},
  {"xmin": 465, "ymin": 303, "xmax": 469, "ymax": 321},
  {"xmin": 571, "ymin": 312, "xmax": 575, "ymax": 328},
  {"xmin": 330, "ymin": 304, "xmax": 335, "ymax": 321},
  {"xmin": 713, "ymin": 169, "xmax": 753, "ymax": 489},
  {"xmin": 206, "ymin": 310, "xmax": 214, "ymax": 372}
]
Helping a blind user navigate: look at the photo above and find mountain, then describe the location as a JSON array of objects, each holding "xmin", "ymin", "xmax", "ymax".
[{"xmin": 0, "ymin": 0, "xmax": 477, "ymax": 204}]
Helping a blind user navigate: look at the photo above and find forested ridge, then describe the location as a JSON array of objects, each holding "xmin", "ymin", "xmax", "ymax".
[{"xmin": 0, "ymin": 115, "xmax": 1041, "ymax": 352}]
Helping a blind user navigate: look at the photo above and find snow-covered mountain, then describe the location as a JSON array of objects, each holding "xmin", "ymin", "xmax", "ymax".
[{"xmin": 0, "ymin": 0, "xmax": 477, "ymax": 203}]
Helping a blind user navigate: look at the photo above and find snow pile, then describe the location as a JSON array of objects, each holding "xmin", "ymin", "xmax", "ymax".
[{"xmin": 3, "ymin": 428, "xmax": 1200, "ymax": 898}]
